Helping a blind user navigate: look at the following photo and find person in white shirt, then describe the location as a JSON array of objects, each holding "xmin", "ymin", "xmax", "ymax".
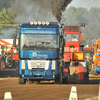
[{"xmin": 71, "ymin": 35, "xmax": 78, "ymax": 41}]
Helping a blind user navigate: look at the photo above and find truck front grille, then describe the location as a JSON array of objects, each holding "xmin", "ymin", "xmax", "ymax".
[
  {"xmin": 28, "ymin": 60, "xmax": 49, "ymax": 70},
  {"xmin": 31, "ymin": 62, "xmax": 45, "ymax": 67}
]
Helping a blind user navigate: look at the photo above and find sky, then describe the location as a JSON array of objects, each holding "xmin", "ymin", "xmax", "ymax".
[{"xmin": 68, "ymin": 0, "xmax": 100, "ymax": 10}]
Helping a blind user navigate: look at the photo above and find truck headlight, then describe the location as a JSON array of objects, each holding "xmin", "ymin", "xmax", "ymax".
[
  {"xmin": 51, "ymin": 60, "xmax": 56, "ymax": 70},
  {"xmin": 21, "ymin": 60, "xmax": 25, "ymax": 69}
]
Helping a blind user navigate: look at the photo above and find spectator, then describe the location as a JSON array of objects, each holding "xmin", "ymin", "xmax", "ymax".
[{"xmin": 7, "ymin": 48, "xmax": 14, "ymax": 54}]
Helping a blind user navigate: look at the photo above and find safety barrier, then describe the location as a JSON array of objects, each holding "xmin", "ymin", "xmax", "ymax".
[{"xmin": 4, "ymin": 92, "xmax": 12, "ymax": 100}]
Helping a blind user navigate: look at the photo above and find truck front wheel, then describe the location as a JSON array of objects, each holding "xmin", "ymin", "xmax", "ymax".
[{"xmin": 19, "ymin": 77, "xmax": 26, "ymax": 84}]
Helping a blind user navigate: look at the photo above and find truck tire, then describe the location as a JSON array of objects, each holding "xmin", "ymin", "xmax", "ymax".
[
  {"xmin": 55, "ymin": 72, "xmax": 62, "ymax": 84},
  {"xmin": 55, "ymin": 61, "xmax": 62, "ymax": 84},
  {"xmin": 19, "ymin": 77, "xmax": 26, "ymax": 84},
  {"xmin": 62, "ymin": 68, "xmax": 70, "ymax": 84},
  {"xmin": 84, "ymin": 67, "xmax": 89, "ymax": 84},
  {"xmin": 78, "ymin": 61, "xmax": 89, "ymax": 83}
]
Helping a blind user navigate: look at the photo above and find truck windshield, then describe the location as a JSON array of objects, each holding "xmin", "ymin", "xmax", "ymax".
[
  {"xmin": 65, "ymin": 34, "xmax": 79, "ymax": 42},
  {"xmin": 97, "ymin": 44, "xmax": 100, "ymax": 52},
  {"xmin": 20, "ymin": 34, "xmax": 59, "ymax": 50}
]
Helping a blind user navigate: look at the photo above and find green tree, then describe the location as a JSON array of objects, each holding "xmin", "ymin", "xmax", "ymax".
[
  {"xmin": 0, "ymin": 8, "xmax": 17, "ymax": 24},
  {"xmin": 62, "ymin": 6, "xmax": 79, "ymax": 25},
  {"xmin": 0, "ymin": 7, "xmax": 17, "ymax": 35},
  {"xmin": 62, "ymin": 6, "xmax": 100, "ymax": 45}
]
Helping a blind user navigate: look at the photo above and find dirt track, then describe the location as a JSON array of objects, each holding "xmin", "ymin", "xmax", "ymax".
[{"xmin": 0, "ymin": 74, "xmax": 100, "ymax": 100}]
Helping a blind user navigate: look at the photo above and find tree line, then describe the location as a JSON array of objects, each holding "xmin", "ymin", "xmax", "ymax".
[
  {"xmin": 0, "ymin": 0, "xmax": 100, "ymax": 45},
  {"xmin": 62, "ymin": 6, "xmax": 100, "ymax": 45}
]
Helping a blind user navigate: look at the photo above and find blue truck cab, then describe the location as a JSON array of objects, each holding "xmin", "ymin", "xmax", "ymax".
[{"xmin": 18, "ymin": 21, "xmax": 64, "ymax": 84}]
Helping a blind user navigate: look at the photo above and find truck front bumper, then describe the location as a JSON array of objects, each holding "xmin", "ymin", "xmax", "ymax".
[
  {"xmin": 18, "ymin": 69, "xmax": 56, "ymax": 80},
  {"xmin": 19, "ymin": 74, "xmax": 55, "ymax": 80}
]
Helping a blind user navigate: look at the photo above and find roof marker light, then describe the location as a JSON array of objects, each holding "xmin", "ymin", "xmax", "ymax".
[
  {"xmin": 38, "ymin": 21, "xmax": 41, "ymax": 25},
  {"xmin": 30, "ymin": 21, "xmax": 34, "ymax": 25},
  {"xmin": 42, "ymin": 21, "xmax": 45, "ymax": 25},
  {"xmin": 34, "ymin": 21, "xmax": 37, "ymax": 25},
  {"xmin": 46, "ymin": 21, "xmax": 49, "ymax": 25}
]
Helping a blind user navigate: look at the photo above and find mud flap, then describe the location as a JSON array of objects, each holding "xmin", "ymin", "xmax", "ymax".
[
  {"xmin": 78, "ymin": 61, "xmax": 89, "ymax": 83},
  {"xmin": 69, "ymin": 67, "xmax": 76, "ymax": 82},
  {"xmin": 69, "ymin": 66, "xmax": 84, "ymax": 83},
  {"xmin": 76, "ymin": 67, "xmax": 84, "ymax": 83},
  {"xmin": 69, "ymin": 61, "xmax": 89, "ymax": 83}
]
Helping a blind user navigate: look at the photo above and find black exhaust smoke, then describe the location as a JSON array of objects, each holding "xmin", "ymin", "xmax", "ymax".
[
  {"xmin": 51, "ymin": 0, "xmax": 73, "ymax": 22},
  {"xmin": 31, "ymin": 0, "xmax": 72, "ymax": 22}
]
